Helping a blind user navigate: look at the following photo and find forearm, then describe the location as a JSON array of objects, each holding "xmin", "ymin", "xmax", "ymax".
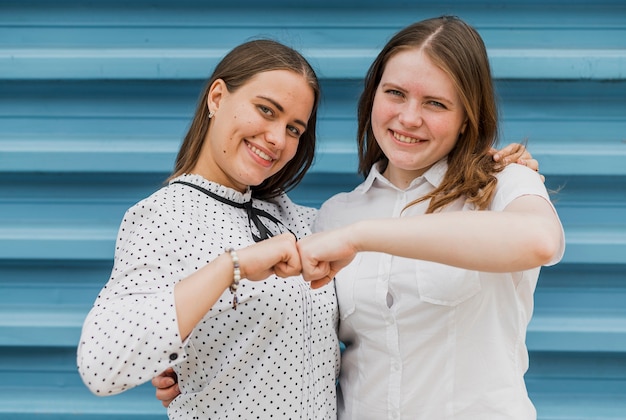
[
  {"xmin": 174, "ymin": 253, "xmax": 233, "ymax": 340},
  {"xmin": 350, "ymin": 210, "xmax": 561, "ymax": 272},
  {"xmin": 176, "ymin": 232, "xmax": 301, "ymax": 339}
]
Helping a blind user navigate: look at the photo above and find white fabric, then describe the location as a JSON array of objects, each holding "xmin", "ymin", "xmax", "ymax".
[
  {"xmin": 314, "ymin": 160, "xmax": 565, "ymax": 420},
  {"xmin": 78, "ymin": 173, "xmax": 340, "ymax": 419}
]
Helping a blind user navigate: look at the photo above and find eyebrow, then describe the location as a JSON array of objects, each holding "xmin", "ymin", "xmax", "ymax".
[{"xmin": 258, "ymin": 95, "xmax": 308, "ymax": 130}]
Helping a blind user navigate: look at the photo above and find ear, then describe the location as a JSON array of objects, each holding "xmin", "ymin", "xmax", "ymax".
[
  {"xmin": 460, "ymin": 118, "xmax": 468, "ymax": 135},
  {"xmin": 206, "ymin": 79, "xmax": 227, "ymax": 114}
]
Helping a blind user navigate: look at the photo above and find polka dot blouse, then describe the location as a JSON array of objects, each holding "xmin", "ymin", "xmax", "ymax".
[{"xmin": 77, "ymin": 174, "xmax": 340, "ymax": 419}]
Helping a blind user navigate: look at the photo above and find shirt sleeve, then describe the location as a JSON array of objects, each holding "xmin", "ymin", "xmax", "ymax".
[
  {"xmin": 492, "ymin": 164, "xmax": 566, "ymax": 266},
  {"xmin": 77, "ymin": 198, "xmax": 190, "ymax": 396}
]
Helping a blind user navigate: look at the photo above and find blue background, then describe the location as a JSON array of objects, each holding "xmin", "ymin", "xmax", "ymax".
[{"xmin": 1, "ymin": 0, "xmax": 625, "ymax": 418}]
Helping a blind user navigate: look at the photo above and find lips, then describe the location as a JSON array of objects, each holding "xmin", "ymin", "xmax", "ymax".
[{"xmin": 246, "ymin": 142, "xmax": 274, "ymax": 162}]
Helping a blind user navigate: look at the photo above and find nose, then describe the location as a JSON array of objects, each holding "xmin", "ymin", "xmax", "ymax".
[
  {"xmin": 265, "ymin": 123, "xmax": 287, "ymax": 149},
  {"xmin": 398, "ymin": 104, "xmax": 423, "ymax": 128}
]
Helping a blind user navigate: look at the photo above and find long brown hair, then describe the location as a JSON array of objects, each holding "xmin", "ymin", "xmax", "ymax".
[
  {"xmin": 357, "ymin": 16, "xmax": 501, "ymax": 212},
  {"xmin": 169, "ymin": 39, "xmax": 320, "ymax": 200}
]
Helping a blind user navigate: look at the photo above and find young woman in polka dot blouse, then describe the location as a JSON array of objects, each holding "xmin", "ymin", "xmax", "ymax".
[{"xmin": 77, "ymin": 39, "xmax": 340, "ymax": 419}]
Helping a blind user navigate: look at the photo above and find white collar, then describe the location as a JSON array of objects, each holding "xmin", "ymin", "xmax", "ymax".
[{"xmin": 356, "ymin": 158, "xmax": 448, "ymax": 194}]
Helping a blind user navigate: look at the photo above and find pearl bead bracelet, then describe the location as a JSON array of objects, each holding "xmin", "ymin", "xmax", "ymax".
[{"xmin": 225, "ymin": 248, "xmax": 241, "ymax": 309}]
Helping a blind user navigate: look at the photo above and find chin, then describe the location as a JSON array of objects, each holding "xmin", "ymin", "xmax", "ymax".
[{"xmin": 246, "ymin": 175, "xmax": 272, "ymax": 188}]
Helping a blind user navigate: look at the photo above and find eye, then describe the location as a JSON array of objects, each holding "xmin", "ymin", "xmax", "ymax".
[
  {"xmin": 427, "ymin": 100, "xmax": 446, "ymax": 109},
  {"xmin": 287, "ymin": 125, "xmax": 302, "ymax": 138},
  {"xmin": 257, "ymin": 105, "xmax": 274, "ymax": 116},
  {"xmin": 386, "ymin": 89, "xmax": 404, "ymax": 97}
]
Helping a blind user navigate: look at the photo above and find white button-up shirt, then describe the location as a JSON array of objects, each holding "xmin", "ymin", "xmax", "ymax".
[{"xmin": 314, "ymin": 160, "xmax": 564, "ymax": 420}]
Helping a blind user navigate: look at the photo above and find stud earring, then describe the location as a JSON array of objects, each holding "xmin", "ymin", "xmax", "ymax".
[{"xmin": 208, "ymin": 110, "xmax": 215, "ymax": 119}]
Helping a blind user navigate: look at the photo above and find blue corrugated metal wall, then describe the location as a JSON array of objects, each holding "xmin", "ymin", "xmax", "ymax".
[{"xmin": 1, "ymin": 0, "xmax": 625, "ymax": 418}]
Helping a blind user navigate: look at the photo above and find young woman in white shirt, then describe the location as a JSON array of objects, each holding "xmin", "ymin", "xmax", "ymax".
[{"xmin": 297, "ymin": 16, "xmax": 564, "ymax": 419}]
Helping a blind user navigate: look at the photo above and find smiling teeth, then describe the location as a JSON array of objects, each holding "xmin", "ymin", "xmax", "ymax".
[
  {"xmin": 249, "ymin": 144, "xmax": 272, "ymax": 161},
  {"xmin": 393, "ymin": 132, "xmax": 420, "ymax": 144}
]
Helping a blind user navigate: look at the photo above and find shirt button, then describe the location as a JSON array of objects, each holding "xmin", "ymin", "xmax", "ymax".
[{"xmin": 169, "ymin": 353, "xmax": 178, "ymax": 361}]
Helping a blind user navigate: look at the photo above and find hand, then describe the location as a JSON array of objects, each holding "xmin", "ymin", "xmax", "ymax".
[
  {"xmin": 297, "ymin": 227, "xmax": 358, "ymax": 288},
  {"xmin": 152, "ymin": 368, "xmax": 180, "ymax": 408},
  {"xmin": 491, "ymin": 143, "xmax": 544, "ymax": 182},
  {"xmin": 238, "ymin": 232, "xmax": 302, "ymax": 280}
]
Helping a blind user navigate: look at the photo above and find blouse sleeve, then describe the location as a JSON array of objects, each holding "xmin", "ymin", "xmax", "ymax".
[{"xmin": 77, "ymin": 198, "xmax": 191, "ymax": 396}]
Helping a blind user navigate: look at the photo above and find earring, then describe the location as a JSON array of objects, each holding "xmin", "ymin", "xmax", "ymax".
[{"xmin": 208, "ymin": 110, "xmax": 215, "ymax": 119}]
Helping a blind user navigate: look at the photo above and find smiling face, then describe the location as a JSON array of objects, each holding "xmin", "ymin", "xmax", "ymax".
[
  {"xmin": 192, "ymin": 69, "xmax": 314, "ymax": 192},
  {"xmin": 371, "ymin": 48, "xmax": 467, "ymax": 188}
]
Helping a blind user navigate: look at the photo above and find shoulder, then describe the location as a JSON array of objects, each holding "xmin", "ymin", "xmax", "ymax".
[
  {"xmin": 120, "ymin": 183, "xmax": 199, "ymax": 233},
  {"xmin": 122, "ymin": 185, "xmax": 170, "ymax": 221},
  {"xmin": 266, "ymin": 193, "xmax": 317, "ymax": 237},
  {"xmin": 491, "ymin": 164, "xmax": 551, "ymax": 211},
  {"xmin": 313, "ymin": 183, "xmax": 368, "ymax": 232},
  {"xmin": 270, "ymin": 193, "xmax": 317, "ymax": 219},
  {"xmin": 321, "ymin": 186, "xmax": 365, "ymax": 214}
]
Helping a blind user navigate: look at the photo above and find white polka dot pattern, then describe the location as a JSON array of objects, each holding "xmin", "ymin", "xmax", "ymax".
[{"xmin": 77, "ymin": 174, "xmax": 340, "ymax": 419}]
